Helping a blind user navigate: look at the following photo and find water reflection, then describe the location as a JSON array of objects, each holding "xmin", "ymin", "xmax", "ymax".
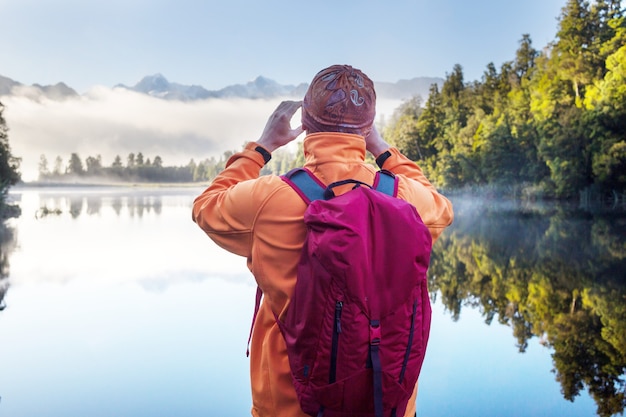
[
  {"xmin": 1, "ymin": 187, "xmax": 622, "ymax": 416},
  {"xmin": 33, "ymin": 187, "xmax": 169, "ymax": 219},
  {"xmin": 0, "ymin": 221, "xmax": 18, "ymax": 311},
  {"xmin": 430, "ymin": 197, "xmax": 626, "ymax": 417},
  {"xmin": 2, "ymin": 186, "xmax": 256, "ymax": 417}
]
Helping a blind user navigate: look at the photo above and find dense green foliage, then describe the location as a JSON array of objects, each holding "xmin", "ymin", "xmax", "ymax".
[
  {"xmin": 384, "ymin": 0, "xmax": 626, "ymax": 200},
  {"xmin": 430, "ymin": 199, "xmax": 626, "ymax": 416},
  {"xmin": 0, "ymin": 101, "xmax": 21, "ymax": 218}
]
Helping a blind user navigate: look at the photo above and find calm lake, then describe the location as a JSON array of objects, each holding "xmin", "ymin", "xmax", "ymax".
[{"xmin": 1, "ymin": 185, "xmax": 624, "ymax": 417}]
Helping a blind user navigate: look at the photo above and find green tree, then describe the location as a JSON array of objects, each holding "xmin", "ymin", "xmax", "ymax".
[
  {"xmin": 85, "ymin": 155, "xmax": 103, "ymax": 176},
  {"xmin": 193, "ymin": 160, "xmax": 208, "ymax": 181},
  {"xmin": 554, "ymin": 0, "xmax": 596, "ymax": 104},
  {"xmin": 514, "ymin": 34, "xmax": 539, "ymax": 83},
  {"xmin": 38, "ymin": 154, "xmax": 50, "ymax": 179},
  {"xmin": 441, "ymin": 64, "xmax": 470, "ymax": 127},
  {"xmin": 539, "ymin": 108, "xmax": 593, "ymax": 197},
  {"xmin": 383, "ymin": 96, "xmax": 423, "ymax": 161},
  {"xmin": 0, "ymin": 102, "xmax": 21, "ymax": 200},
  {"xmin": 112, "ymin": 155, "xmax": 123, "ymax": 168},
  {"xmin": 53, "ymin": 156, "xmax": 63, "ymax": 176},
  {"xmin": 66, "ymin": 153, "xmax": 85, "ymax": 176}
]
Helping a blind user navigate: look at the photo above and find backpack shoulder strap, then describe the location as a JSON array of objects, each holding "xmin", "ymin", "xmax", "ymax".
[
  {"xmin": 283, "ymin": 168, "xmax": 399, "ymax": 202},
  {"xmin": 373, "ymin": 170, "xmax": 398, "ymax": 197},
  {"xmin": 281, "ymin": 168, "xmax": 326, "ymax": 203}
]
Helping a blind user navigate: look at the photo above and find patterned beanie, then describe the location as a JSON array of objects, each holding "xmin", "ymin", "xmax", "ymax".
[{"xmin": 302, "ymin": 65, "xmax": 376, "ymax": 137}]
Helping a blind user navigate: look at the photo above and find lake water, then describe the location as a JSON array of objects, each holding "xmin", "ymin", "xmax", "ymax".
[{"xmin": 1, "ymin": 186, "xmax": 624, "ymax": 417}]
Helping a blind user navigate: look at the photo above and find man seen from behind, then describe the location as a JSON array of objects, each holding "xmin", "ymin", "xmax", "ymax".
[{"xmin": 192, "ymin": 64, "xmax": 454, "ymax": 417}]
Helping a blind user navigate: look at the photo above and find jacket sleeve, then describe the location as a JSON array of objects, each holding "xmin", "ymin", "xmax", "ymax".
[
  {"xmin": 377, "ymin": 147, "xmax": 454, "ymax": 243},
  {"xmin": 192, "ymin": 142, "xmax": 269, "ymax": 257}
]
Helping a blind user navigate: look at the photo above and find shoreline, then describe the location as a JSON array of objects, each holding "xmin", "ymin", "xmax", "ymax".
[{"xmin": 13, "ymin": 180, "xmax": 210, "ymax": 189}]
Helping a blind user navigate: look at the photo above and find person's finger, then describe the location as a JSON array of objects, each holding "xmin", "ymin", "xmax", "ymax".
[
  {"xmin": 280, "ymin": 100, "xmax": 302, "ymax": 118},
  {"xmin": 290, "ymin": 124, "xmax": 304, "ymax": 138}
]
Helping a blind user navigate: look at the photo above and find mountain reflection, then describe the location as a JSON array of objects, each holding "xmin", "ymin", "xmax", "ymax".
[{"xmin": 429, "ymin": 197, "xmax": 626, "ymax": 417}]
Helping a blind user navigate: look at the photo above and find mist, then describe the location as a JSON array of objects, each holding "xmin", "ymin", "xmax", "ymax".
[{"xmin": 2, "ymin": 87, "xmax": 402, "ymax": 181}]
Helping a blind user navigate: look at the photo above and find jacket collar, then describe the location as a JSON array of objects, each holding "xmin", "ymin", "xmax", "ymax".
[{"xmin": 303, "ymin": 132, "xmax": 367, "ymax": 166}]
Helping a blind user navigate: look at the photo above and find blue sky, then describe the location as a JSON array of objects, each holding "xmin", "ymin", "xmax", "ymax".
[{"xmin": 1, "ymin": 0, "xmax": 566, "ymax": 92}]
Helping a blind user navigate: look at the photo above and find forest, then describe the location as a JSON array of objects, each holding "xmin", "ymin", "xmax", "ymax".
[
  {"xmin": 384, "ymin": 0, "xmax": 625, "ymax": 200},
  {"xmin": 35, "ymin": 147, "xmax": 309, "ymax": 184},
  {"xmin": 28, "ymin": 0, "xmax": 626, "ymax": 203}
]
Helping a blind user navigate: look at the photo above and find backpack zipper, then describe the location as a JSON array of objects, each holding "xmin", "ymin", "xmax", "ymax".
[
  {"xmin": 399, "ymin": 298, "xmax": 418, "ymax": 383},
  {"xmin": 329, "ymin": 300, "xmax": 343, "ymax": 383}
]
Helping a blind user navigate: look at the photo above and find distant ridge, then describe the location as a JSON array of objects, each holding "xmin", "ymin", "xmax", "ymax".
[
  {"xmin": 0, "ymin": 73, "xmax": 443, "ymax": 102},
  {"xmin": 116, "ymin": 74, "xmax": 442, "ymax": 101},
  {"xmin": 0, "ymin": 75, "xmax": 19, "ymax": 96},
  {"xmin": 114, "ymin": 73, "xmax": 311, "ymax": 101},
  {"xmin": 375, "ymin": 77, "xmax": 442, "ymax": 100},
  {"xmin": 0, "ymin": 75, "xmax": 79, "ymax": 100}
]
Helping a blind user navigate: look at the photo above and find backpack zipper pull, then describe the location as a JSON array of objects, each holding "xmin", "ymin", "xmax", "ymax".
[{"xmin": 335, "ymin": 301, "xmax": 343, "ymax": 333}]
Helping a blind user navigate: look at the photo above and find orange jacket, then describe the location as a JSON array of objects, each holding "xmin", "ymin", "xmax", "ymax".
[{"xmin": 192, "ymin": 132, "xmax": 454, "ymax": 417}]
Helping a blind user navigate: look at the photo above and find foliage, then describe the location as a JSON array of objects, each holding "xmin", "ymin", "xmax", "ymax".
[
  {"xmin": 0, "ymin": 101, "xmax": 21, "ymax": 219},
  {"xmin": 381, "ymin": 0, "xmax": 626, "ymax": 199}
]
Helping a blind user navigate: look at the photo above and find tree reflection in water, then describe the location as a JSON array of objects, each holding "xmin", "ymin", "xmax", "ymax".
[
  {"xmin": 0, "ymin": 222, "xmax": 18, "ymax": 311},
  {"xmin": 429, "ymin": 197, "xmax": 626, "ymax": 417},
  {"xmin": 35, "ymin": 192, "xmax": 164, "ymax": 219}
]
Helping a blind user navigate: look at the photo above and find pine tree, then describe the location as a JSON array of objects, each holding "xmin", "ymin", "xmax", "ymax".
[{"xmin": 0, "ymin": 101, "xmax": 21, "ymax": 196}]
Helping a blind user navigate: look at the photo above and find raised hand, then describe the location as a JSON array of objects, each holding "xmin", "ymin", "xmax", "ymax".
[
  {"xmin": 256, "ymin": 100, "xmax": 304, "ymax": 153},
  {"xmin": 364, "ymin": 125, "xmax": 391, "ymax": 156}
]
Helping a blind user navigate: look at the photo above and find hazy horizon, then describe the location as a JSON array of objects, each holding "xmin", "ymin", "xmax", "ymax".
[{"xmin": 3, "ymin": 88, "xmax": 404, "ymax": 182}]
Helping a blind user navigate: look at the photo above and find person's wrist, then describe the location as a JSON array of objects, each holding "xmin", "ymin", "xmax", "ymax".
[
  {"xmin": 368, "ymin": 141, "xmax": 390, "ymax": 157},
  {"xmin": 253, "ymin": 143, "xmax": 272, "ymax": 164},
  {"xmin": 256, "ymin": 138, "xmax": 278, "ymax": 153},
  {"xmin": 375, "ymin": 149, "xmax": 392, "ymax": 168}
]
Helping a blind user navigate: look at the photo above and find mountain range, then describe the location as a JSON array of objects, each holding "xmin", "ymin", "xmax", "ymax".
[{"xmin": 0, "ymin": 73, "xmax": 443, "ymax": 102}]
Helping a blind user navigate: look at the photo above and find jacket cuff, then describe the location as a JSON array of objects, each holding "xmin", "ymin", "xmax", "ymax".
[{"xmin": 240, "ymin": 142, "xmax": 270, "ymax": 167}]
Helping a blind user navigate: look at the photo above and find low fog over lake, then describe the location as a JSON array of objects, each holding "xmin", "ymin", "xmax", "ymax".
[{"xmin": 0, "ymin": 74, "xmax": 426, "ymax": 181}]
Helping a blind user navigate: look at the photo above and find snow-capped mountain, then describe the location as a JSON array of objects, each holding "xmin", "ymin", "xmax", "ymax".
[
  {"xmin": 115, "ymin": 73, "xmax": 216, "ymax": 100},
  {"xmin": 115, "ymin": 74, "xmax": 309, "ymax": 100},
  {"xmin": 0, "ymin": 73, "xmax": 443, "ymax": 102}
]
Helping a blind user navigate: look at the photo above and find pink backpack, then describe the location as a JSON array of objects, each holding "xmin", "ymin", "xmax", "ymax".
[{"xmin": 276, "ymin": 168, "xmax": 433, "ymax": 417}]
